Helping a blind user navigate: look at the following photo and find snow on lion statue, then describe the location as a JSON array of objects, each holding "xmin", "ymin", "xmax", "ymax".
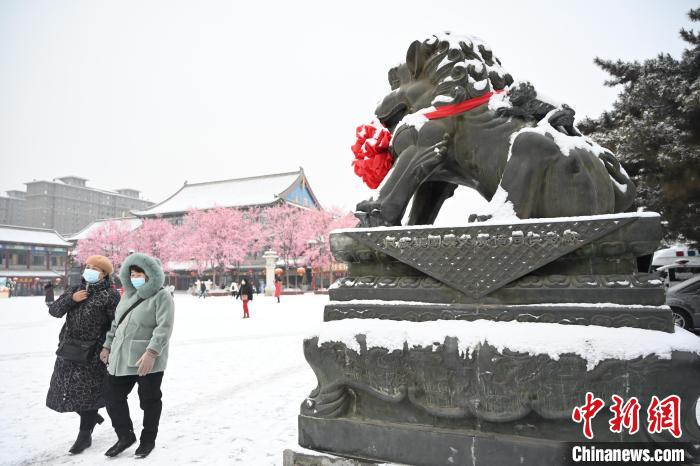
[{"xmin": 352, "ymin": 32, "xmax": 635, "ymax": 227}]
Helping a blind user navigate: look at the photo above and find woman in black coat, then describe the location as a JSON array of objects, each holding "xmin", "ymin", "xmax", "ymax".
[
  {"xmin": 46, "ymin": 255, "xmax": 120, "ymax": 454},
  {"xmin": 236, "ymin": 278, "xmax": 254, "ymax": 318}
]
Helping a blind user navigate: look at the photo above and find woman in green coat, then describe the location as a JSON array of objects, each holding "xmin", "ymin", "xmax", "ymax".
[{"xmin": 100, "ymin": 252, "xmax": 174, "ymax": 459}]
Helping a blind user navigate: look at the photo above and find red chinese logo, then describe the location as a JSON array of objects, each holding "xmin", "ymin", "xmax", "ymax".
[
  {"xmin": 647, "ymin": 395, "xmax": 682, "ymax": 438},
  {"xmin": 572, "ymin": 393, "xmax": 682, "ymax": 439},
  {"xmin": 572, "ymin": 392, "xmax": 605, "ymax": 439},
  {"xmin": 609, "ymin": 395, "xmax": 641, "ymax": 435}
]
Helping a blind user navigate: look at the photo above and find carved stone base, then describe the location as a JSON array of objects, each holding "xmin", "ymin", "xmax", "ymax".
[
  {"xmin": 283, "ymin": 448, "xmax": 380, "ymax": 465},
  {"xmin": 300, "ymin": 330, "xmax": 700, "ymax": 463},
  {"xmin": 298, "ymin": 416, "xmax": 567, "ymax": 466}
]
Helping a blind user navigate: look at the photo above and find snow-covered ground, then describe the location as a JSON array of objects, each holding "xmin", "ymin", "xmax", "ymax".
[
  {"xmin": 1, "ymin": 294, "xmax": 697, "ymax": 465},
  {"xmin": 0, "ymin": 293, "xmax": 326, "ymax": 465}
]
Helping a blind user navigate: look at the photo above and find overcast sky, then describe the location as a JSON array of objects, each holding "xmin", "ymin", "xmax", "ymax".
[{"xmin": 0, "ymin": 0, "xmax": 696, "ymax": 217}]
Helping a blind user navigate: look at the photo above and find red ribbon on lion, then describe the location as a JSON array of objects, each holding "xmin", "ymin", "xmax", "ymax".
[{"xmin": 351, "ymin": 91, "xmax": 504, "ymax": 189}]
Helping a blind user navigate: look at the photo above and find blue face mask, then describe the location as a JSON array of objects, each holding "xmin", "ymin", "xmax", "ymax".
[
  {"xmin": 131, "ymin": 277, "xmax": 146, "ymax": 289},
  {"xmin": 83, "ymin": 269, "xmax": 101, "ymax": 284}
]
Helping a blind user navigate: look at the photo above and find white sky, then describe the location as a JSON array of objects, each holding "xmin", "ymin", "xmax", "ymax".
[{"xmin": 0, "ymin": 0, "xmax": 696, "ymax": 216}]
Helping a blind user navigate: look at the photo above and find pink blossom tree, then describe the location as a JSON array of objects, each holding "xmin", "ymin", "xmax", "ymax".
[
  {"xmin": 262, "ymin": 204, "xmax": 311, "ymax": 288},
  {"xmin": 128, "ymin": 219, "xmax": 176, "ymax": 270},
  {"xmin": 75, "ymin": 220, "xmax": 134, "ymax": 272},
  {"xmin": 174, "ymin": 207, "xmax": 263, "ymax": 286},
  {"xmin": 301, "ymin": 208, "xmax": 357, "ymax": 289}
]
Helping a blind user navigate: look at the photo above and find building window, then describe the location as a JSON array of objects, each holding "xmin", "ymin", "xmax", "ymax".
[
  {"xmin": 50, "ymin": 254, "xmax": 66, "ymax": 269},
  {"xmin": 9, "ymin": 250, "xmax": 28, "ymax": 267},
  {"xmin": 31, "ymin": 252, "xmax": 48, "ymax": 269}
]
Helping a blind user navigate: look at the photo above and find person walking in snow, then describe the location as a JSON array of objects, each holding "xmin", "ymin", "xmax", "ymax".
[
  {"xmin": 237, "ymin": 278, "xmax": 253, "ymax": 318},
  {"xmin": 198, "ymin": 280, "xmax": 207, "ymax": 298},
  {"xmin": 229, "ymin": 281, "xmax": 238, "ymax": 297},
  {"xmin": 100, "ymin": 253, "xmax": 175, "ymax": 459},
  {"xmin": 274, "ymin": 276, "xmax": 282, "ymax": 303},
  {"xmin": 46, "ymin": 255, "xmax": 120, "ymax": 455}
]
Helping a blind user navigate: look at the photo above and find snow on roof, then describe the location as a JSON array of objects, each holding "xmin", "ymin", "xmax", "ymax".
[
  {"xmin": 0, "ymin": 270, "xmax": 64, "ymax": 278},
  {"xmin": 0, "ymin": 225, "xmax": 71, "ymax": 247},
  {"xmin": 133, "ymin": 170, "xmax": 306, "ymax": 216},
  {"xmin": 67, "ymin": 217, "xmax": 143, "ymax": 241}
]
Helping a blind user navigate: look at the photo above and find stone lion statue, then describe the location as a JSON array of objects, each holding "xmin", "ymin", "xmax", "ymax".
[{"xmin": 355, "ymin": 32, "xmax": 635, "ymax": 227}]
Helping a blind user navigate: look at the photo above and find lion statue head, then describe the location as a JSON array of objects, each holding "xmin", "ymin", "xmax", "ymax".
[{"xmin": 376, "ymin": 32, "xmax": 515, "ymax": 132}]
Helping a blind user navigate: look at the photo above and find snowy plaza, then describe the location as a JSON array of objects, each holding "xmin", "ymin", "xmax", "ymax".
[
  {"xmin": 0, "ymin": 293, "xmax": 325, "ymax": 465},
  {"xmin": 1, "ymin": 292, "xmax": 699, "ymax": 465}
]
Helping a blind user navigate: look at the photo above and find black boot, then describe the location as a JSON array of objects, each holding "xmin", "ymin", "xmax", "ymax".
[
  {"xmin": 104, "ymin": 431, "xmax": 137, "ymax": 457},
  {"xmin": 134, "ymin": 441, "xmax": 155, "ymax": 458},
  {"xmin": 68, "ymin": 430, "xmax": 92, "ymax": 454}
]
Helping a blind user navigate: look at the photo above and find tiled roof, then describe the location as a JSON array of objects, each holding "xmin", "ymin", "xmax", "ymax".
[
  {"xmin": 133, "ymin": 169, "xmax": 319, "ymax": 216},
  {"xmin": 66, "ymin": 217, "xmax": 143, "ymax": 241},
  {"xmin": 0, "ymin": 225, "xmax": 71, "ymax": 247}
]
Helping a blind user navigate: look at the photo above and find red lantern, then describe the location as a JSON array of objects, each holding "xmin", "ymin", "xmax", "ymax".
[
  {"xmin": 296, "ymin": 267, "xmax": 305, "ymax": 276},
  {"xmin": 274, "ymin": 268, "xmax": 284, "ymax": 276}
]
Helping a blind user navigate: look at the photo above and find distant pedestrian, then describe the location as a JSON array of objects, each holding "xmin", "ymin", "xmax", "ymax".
[
  {"xmin": 168, "ymin": 284, "xmax": 175, "ymax": 297},
  {"xmin": 44, "ymin": 281, "xmax": 55, "ymax": 306},
  {"xmin": 274, "ymin": 276, "xmax": 282, "ymax": 303},
  {"xmin": 237, "ymin": 278, "xmax": 253, "ymax": 318},
  {"xmin": 198, "ymin": 281, "xmax": 207, "ymax": 299},
  {"xmin": 229, "ymin": 281, "xmax": 238, "ymax": 297},
  {"xmin": 7, "ymin": 279, "xmax": 14, "ymax": 298}
]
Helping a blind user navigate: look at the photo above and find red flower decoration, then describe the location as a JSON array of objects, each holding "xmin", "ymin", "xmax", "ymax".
[{"xmin": 351, "ymin": 122, "xmax": 393, "ymax": 189}]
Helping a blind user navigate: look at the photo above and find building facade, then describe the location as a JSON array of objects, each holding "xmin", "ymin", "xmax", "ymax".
[
  {"xmin": 0, "ymin": 225, "xmax": 72, "ymax": 297},
  {"xmin": 133, "ymin": 168, "xmax": 323, "ymax": 290},
  {"xmin": 133, "ymin": 168, "xmax": 320, "ymax": 224},
  {"xmin": 0, "ymin": 191, "xmax": 26, "ymax": 226},
  {"xmin": 8, "ymin": 176, "xmax": 153, "ymax": 236}
]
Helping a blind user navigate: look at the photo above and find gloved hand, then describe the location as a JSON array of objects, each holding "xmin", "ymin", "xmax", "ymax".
[
  {"xmin": 135, "ymin": 350, "xmax": 157, "ymax": 377},
  {"xmin": 100, "ymin": 348, "xmax": 110, "ymax": 365}
]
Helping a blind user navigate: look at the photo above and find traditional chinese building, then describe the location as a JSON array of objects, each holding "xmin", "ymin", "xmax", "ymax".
[
  {"xmin": 130, "ymin": 169, "xmax": 323, "ymax": 290},
  {"xmin": 132, "ymin": 168, "xmax": 320, "ymax": 223},
  {"xmin": 0, "ymin": 224, "xmax": 71, "ymax": 296}
]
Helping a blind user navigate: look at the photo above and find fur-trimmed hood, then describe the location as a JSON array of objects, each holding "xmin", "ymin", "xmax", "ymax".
[{"xmin": 119, "ymin": 252, "xmax": 165, "ymax": 299}]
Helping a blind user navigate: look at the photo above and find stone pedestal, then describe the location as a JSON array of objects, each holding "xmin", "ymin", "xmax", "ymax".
[
  {"xmin": 263, "ymin": 250, "xmax": 278, "ymax": 296},
  {"xmin": 283, "ymin": 449, "xmax": 380, "ymax": 466},
  {"xmin": 296, "ymin": 213, "xmax": 700, "ymax": 465}
]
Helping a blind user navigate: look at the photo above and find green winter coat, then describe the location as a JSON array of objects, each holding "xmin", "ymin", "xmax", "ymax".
[{"xmin": 103, "ymin": 253, "xmax": 174, "ymax": 377}]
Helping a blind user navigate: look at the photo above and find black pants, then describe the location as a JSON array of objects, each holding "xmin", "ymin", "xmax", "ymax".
[
  {"xmin": 78, "ymin": 409, "xmax": 98, "ymax": 431},
  {"xmin": 104, "ymin": 372, "xmax": 164, "ymax": 443}
]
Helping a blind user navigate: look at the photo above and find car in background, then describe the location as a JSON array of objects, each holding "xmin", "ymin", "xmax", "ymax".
[
  {"xmin": 650, "ymin": 245, "xmax": 699, "ymax": 271},
  {"xmin": 655, "ymin": 260, "xmax": 700, "ymax": 288},
  {"xmin": 666, "ymin": 275, "xmax": 700, "ymax": 331}
]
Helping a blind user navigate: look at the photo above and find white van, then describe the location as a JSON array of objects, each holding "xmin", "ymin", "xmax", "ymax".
[
  {"xmin": 651, "ymin": 245, "xmax": 700, "ymax": 287},
  {"xmin": 650, "ymin": 245, "xmax": 700, "ymax": 271}
]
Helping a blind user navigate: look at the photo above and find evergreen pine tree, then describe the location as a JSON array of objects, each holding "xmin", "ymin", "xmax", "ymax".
[{"xmin": 579, "ymin": 6, "xmax": 700, "ymax": 246}]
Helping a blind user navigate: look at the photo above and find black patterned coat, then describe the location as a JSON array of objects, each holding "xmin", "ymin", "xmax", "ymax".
[{"xmin": 46, "ymin": 278, "xmax": 120, "ymax": 413}]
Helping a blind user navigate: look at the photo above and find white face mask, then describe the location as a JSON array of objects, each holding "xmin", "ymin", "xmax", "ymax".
[{"xmin": 83, "ymin": 269, "xmax": 101, "ymax": 283}]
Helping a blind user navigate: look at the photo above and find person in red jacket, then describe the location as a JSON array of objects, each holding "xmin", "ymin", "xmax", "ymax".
[{"xmin": 274, "ymin": 276, "xmax": 282, "ymax": 303}]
